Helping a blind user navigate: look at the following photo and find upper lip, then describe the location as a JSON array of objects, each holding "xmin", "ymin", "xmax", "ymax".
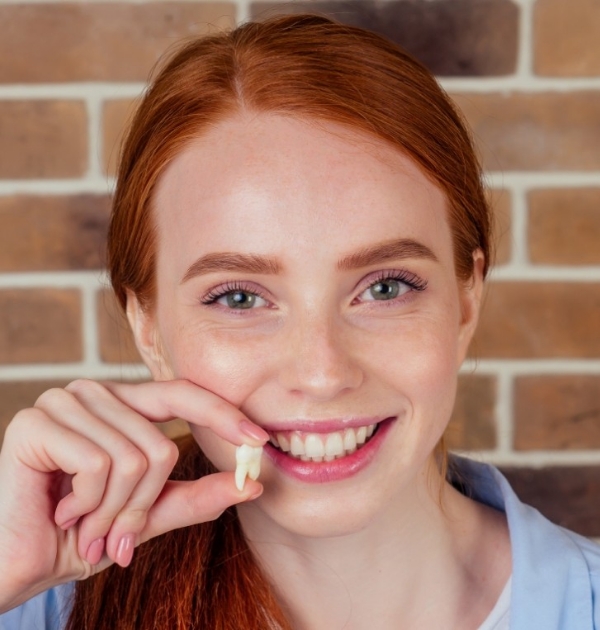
[{"xmin": 260, "ymin": 416, "xmax": 393, "ymax": 434}]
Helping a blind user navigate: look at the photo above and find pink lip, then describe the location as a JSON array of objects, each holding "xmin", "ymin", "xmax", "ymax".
[
  {"xmin": 262, "ymin": 416, "xmax": 388, "ymax": 434},
  {"xmin": 263, "ymin": 416, "xmax": 395, "ymax": 483}
]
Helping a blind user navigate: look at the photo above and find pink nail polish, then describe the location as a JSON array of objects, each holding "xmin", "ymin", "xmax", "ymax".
[
  {"xmin": 240, "ymin": 419, "xmax": 269, "ymax": 443},
  {"xmin": 116, "ymin": 534, "xmax": 135, "ymax": 567},
  {"xmin": 86, "ymin": 538, "xmax": 105, "ymax": 565}
]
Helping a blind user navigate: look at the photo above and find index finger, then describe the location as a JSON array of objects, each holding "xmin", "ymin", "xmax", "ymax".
[{"xmin": 96, "ymin": 380, "xmax": 268, "ymax": 446}]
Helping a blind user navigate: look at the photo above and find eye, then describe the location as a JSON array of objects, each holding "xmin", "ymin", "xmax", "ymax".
[
  {"xmin": 218, "ymin": 290, "xmax": 267, "ymax": 310},
  {"xmin": 356, "ymin": 271, "xmax": 428, "ymax": 303},
  {"xmin": 359, "ymin": 278, "xmax": 409, "ymax": 302},
  {"xmin": 201, "ymin": 283, "xmax": 269, "ymax": 310}
]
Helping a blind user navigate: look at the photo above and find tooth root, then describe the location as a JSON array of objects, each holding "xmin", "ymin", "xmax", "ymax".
[
  {"xmin": 248, "ymin": 457, "xmax": 261, "ymax": 480},
  {"xmin": 235, "ymin": 463, "xmax": 249, "ymax": 491}
]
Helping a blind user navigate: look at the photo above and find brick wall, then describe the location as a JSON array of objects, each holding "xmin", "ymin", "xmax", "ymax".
[{"xmin": 1, "ymin": 0, "xmax": 599, "ymax": 535}]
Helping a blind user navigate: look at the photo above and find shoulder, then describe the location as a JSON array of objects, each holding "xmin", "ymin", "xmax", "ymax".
[
  {"xmin": 451, "ymin": 456, "xmax": 600, "ymax": 629},
  {"xmin": 0, "ymin": 583, "xmax": 74, "ymax": 630}
]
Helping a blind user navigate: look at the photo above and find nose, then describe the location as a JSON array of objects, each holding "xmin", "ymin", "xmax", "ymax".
[{"xmin": 278, "ymin": 311, "xmax": 364, "ymax": 401}]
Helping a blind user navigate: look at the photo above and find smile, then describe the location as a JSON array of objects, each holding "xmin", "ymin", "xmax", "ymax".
[
  {"xmin": 268, "ymin": 424, "xmax": 378, "ymax": 462},
  {"xmin": 262, "ymin": 417, "xmax": 395, "ymax": 483}
]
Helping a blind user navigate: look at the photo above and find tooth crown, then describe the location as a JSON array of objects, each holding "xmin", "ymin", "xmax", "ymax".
[{"xmin": 235, "ymin": 444, "xmax": 263, "ymax": 491}]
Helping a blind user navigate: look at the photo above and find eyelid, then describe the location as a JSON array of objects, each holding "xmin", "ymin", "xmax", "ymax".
[
  {"xmin": 200, "ymin": 280, "xmax": 271, "ymax": 306},
  {"xmin": 355, "ymin": 268, "xmax": 428, "ymax": 295}
]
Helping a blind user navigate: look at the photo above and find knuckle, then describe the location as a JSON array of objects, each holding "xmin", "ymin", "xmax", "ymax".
[
  {"xmin": 150, "ymin": 437, "xmax": 179, "ymax": 469},
  {"xmin": 116, "ymin": 446, "xmax": 148, "ymax": 479},
  {"xmin": 65, "ymin": 378, "xmax": 105, "ymax": 398},
  {"xmin": 34, "ymin": 387, "xmax": 72, "ymax": 409},
  {"xmin": 4, "ymin": 408, "xmax": 46, "ymax": 444},
  {"xmin": 86, "ymin": 450, "xmax": 111, "ymax": 476}
]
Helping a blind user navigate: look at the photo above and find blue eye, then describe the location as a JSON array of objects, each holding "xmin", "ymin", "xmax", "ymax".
[
  {"xmin": 202, "ymin": 283, "xmax": 269, "ymax": 310},
  {"xmin": 218, "ymin": 290, "xmax": 267, "ymax": 309},
  {"xmin": 360, "ymin": 278, "xmax": 409, "ymax": 302},
  {"xmin": 357, "ymin": 271, "xmax": 427, "ymax": 303}
]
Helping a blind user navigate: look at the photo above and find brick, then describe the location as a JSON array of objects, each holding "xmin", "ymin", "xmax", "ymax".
[
  {"xmin": 103, "ymin": 99, "xmax": 139, "ymax": 177},
  {"xmin": 500, "ymin": 466, "xmax": 600, "ymax": 537},
  {"xmin": 534, "ymin": 0, "xmax": 600, "ymax": 76},
  {"xmin": 452, "ymin": 92, "xmax": 600, "ymax": 171},
  {"xmin": 514, "ymin": 376, "xmax": 600, "ymax": 450},
  {"xmin": 0, "ymin": 290, "xmax": 82, "ymax": 364},
  {"xmin": 489, "ymin": 188, "xmax": 512, "ymax": 266},
  {"xmin": 0, "ymin": 4, "xmax": 236, "ymax": 83},
  {"xmin": 0, "ymin": 195, "xmax": 110, "ymax": 272},
  {"xmin": 471, "ymin": 282, "xmax": 600, "ymax": 358},
  {"xmin": 446, "ymin": 374, "xmax": 496, "ymax": 450},
  {"xmin": 528, "ymin": 189, "xmax": 600, "ymax": 265},
  {"xmin": 0, "ymin": 101, "xmax": 87, "ymax": 179},
  {"xmin": 252, "ymin": 0, "xmax": 519, "ymax": 76},
  {"xmin": 0, "ymin": 380, "xmax": 69, "ymax": 445},
  {"xmin": 97, "ymin": 289, "xmax": 142, "ymax": 364}
]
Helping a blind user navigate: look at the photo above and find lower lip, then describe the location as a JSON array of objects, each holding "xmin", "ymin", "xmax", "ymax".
[{"xmin": 263, "ymin": 417, "xmax": 396, "ymax": 483}]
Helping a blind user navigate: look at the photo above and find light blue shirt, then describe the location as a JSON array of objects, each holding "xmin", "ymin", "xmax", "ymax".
[{"xmin": 2, "ymin": 457, "xmax": 599, "ymax": 629}]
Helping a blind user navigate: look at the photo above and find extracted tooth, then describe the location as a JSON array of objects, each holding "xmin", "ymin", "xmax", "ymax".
[{"xmin": 235, "ymin": 444, "xmax": 263, "ymax": 491}]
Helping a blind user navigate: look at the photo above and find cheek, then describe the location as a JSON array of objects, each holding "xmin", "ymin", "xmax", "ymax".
[{"xmin": 161, "ymin": 322, "xmax": 273, "ymax": 405}]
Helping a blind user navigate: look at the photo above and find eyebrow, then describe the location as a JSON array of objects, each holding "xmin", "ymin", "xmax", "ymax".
[
  {"xmin": 337, "ymin": 238, "xmax": 438, "ymax": 270},
  {"xmin": 181, "ymin": 238, "xmax": 437, "ymax": 283},
  {"xmin": 181, "ymin": 252, "xmax": 282, "ymax": 283}
]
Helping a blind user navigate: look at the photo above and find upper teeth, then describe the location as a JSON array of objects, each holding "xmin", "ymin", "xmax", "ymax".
[
  {"xmin": 269, "ymin": 424, "xmax": 376, "ymax": 462},
  {"xmin": 235, "ymin": 444, "xmax": 263, "ymax": 491}
]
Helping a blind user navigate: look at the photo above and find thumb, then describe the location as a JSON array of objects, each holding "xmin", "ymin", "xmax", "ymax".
[{"xmin": 140, "ymin": 472, "xmax": 263, "ymax": 542}]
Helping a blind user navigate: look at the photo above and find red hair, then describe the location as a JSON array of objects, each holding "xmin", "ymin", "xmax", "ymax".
[{"xmin": 68, "ymin": 14, "xmax": 492, "ymax": 628}]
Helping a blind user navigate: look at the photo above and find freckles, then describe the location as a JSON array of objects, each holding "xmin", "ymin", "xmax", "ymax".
[{"xmin": 173, "ymin": 332, "xmax": 272, "ymax": 405}]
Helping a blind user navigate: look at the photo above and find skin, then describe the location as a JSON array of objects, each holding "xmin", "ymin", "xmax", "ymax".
[{"xmin": 127, "ymin": 113, "xmax": 512, "ymax": 629}]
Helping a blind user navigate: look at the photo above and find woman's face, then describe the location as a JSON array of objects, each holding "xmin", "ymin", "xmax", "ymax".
[{"xmin": 132, "ymin": 113, "xmax": 483, "ymax": 538}]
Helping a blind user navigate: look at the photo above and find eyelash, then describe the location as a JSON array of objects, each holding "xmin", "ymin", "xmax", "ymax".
[
  {"xmin": 201, "ymin": 281, "xmax": 268, "ymax": 306},
  {"xmin": 200, "ymin": 270, "xmax": 428, "ymax": 307},
  {"xmin": 361, "ymin": 269, "xmax": 428, "ymax": 296}
]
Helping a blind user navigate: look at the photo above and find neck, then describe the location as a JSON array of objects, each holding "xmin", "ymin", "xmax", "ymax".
[{"xmin": 236, "ymin": 466, "xmax": 510, "ymax": 630}]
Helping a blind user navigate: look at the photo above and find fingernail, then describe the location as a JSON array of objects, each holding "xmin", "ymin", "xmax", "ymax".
[
  {"xmin": 116, "ymin": 534, "xmax": 135, "ymax": 568},
  {"xmin": 240, "ymin": 419, "xmax": 269, "ymax": 443},
  {"xmin": 86, "ymin": 538, "xmax": 105, "ymax": 565},
  {"xmin": 59, "ymin": 516, "xmax": 79, "ymax": 530}
]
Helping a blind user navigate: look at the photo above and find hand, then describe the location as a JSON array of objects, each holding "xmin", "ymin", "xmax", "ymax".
[{"xmin": 0, "ymin": 379, "xmax": 267, "ymax": 613}]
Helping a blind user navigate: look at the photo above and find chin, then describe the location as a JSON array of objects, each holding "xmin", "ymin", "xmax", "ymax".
[{"xmin": 238, "ymin": 484, "xmax": 383, "ymax": 539}]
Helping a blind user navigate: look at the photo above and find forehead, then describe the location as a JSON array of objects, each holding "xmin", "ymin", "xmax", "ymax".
[{"xmin": 152, "ymin": 113, "xmax": 451, "ymax": 265}]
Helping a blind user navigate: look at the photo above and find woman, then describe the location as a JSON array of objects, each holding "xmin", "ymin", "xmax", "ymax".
[{"xmin": 0, "ymin": 14, "xmax": 598, "ymax": 630}]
